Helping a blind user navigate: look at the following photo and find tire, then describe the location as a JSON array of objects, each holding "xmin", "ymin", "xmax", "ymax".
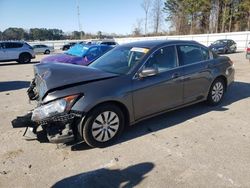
[
  {"xmin": 63, "ymin": 47, "xmax": 68, "ymax": 51},
  {"xmin": 18, "ymin": 53, "xmax": 31, "ymax": 63},
  {"xmin": 81, "ymin": 104, "xmax": 125, "ymax": 148},
  {"xmin": 44, "ymin": 50, "xmax": 50, "ymax": 54},
  {"xmin": 207, "ymin": 78, "xmax": 226, "ymax": 106}
]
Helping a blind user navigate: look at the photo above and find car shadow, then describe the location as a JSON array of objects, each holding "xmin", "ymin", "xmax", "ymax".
[
  {"xmin": 0, "ymin": 81, "xmax": 30, "ymax": 92},
  {"xmin": 0, "ymin": 61, "xmax": 39, "ymax": 67},
  {"xmin": 52, "ymin": 162, "xmax": 154, "ymax": 188},
  {"xmin": 71, "ymin": 81, "xmax": 250, "ymax": 150},
  {"xmin": 231, "ymin": 51, "xmax": 244, "ymax": 54}
]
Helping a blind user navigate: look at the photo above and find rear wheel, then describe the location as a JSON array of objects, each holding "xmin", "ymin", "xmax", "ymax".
[
  {"xmin": 81, "ymin": 104, "xmax": 125, "ymax": 148},
  {"xmin": 207, "ymin": 78, "xmax": 225, "ymax": 106},
  {"xmin": 44, "ymin": 50, "xmax": 50, "ymax": 54},
  {"xmin": 63, "ymin": 47, "xmax": 68, "ymax": 51},
  {"xmin": 18, "ymin": 53, "xmax": 31, "ymax": 63}
]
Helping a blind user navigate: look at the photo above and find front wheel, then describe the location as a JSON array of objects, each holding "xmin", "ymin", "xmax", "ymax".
[
  {"xmin": 207, "ymin": 78, "xmax": 225, "ymax": 106},
  {"xmin": 81, "ymin": 104, "xmax": 125, "ymax": 148}
]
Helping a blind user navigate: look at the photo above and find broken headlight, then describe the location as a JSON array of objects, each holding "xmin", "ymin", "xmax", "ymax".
[{"xmin": 31, "ymin": 94, "xmax": 79, "ymax": 122}]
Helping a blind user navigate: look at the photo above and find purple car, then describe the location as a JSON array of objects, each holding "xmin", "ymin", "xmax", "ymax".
[{"xmin": 41, "ymin": 44, "xmax": 113, "ymax": 65}]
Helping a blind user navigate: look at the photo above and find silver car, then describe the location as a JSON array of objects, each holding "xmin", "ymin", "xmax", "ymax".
[
  {"xmin": 32, "ymin": 44, "xmax": 54, "ymax": 54},
  {"xmin": 25, "ymin": 40, "xmax": 235, "ymax": 147},
  {"xmin": 0, "ymin": 41, "xmax": 35, "ymax": 63}
]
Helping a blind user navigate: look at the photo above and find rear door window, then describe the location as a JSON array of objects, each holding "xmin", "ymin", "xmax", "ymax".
[
  {"xmin": 4, "ymin": 42, "xmax": 23, "ymax": 48},
  {"xmin": 201, "ymin": 48, "xmax": 210, "ymax": 60},
  {"xmin": 177, "ymin": 45, "xmax": 207, "ymax": 66}
]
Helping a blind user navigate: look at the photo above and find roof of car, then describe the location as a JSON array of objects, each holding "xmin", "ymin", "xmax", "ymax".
[
  {"xmin": 216, "ymin": 39, "xmax": 234, "ymax": 42},
  {"xmin": 83, "ymin": 44, "xmax": 113, "ymax": 48},
  {"xmin": 121, "ymin": 40, "xmax": 201, "ymax": 49}
]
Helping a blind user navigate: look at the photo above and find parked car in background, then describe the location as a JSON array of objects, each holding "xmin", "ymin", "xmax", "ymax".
[
  {"xmin": 246, "ymin": 42, "xmax": 250, "ymax": 61},
  {"xmin": 26, "ymin": 40, "xmax": 234, "ymax": 147},
  {"xmin": 0, "ymin": 41, "xmax": 35, "ymax": 63},
  {"xmin": 61, "ymin": 42, "xmax": 76, "ymax": 51},
  {"xmin": 209, "ymin": 39, "xmax": 237, "ymax": 54},
  {"xmin": 41, "ymin": 44, "xmax": 113, "ymax": 65},
  {"xmin": 32, "ymin": 44, "xmax": 54, "ymax": 54},
  {"xmin": 96, "ymin": 40, "xmax": 118, "ymax": 46}
]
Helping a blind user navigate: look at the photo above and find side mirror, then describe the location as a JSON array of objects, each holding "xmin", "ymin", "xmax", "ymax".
[{"xmin": 139, "ymin": 67, "xmax": 158, "ymax": 78}]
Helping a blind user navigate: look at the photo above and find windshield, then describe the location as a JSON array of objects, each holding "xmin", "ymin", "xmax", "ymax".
[
  {"xmin": 89, "ymin": 46, "xmax": 149, "ymax": 74},
  {"xmin": 65, "ymin": 44, "xmax": 89, "ymax": 57},
  {"xmin": 212, "ymin": 40, "xmax": 227, "ymax": 45}
]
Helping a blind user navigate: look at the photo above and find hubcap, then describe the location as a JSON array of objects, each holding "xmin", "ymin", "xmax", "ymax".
[
  {"xmin": 212, "ymin": 82, "xmax": 224, "ymax": 102},
  {"xmin": 92, "ymin": 111, "xmax": 120, "ymax": 142}
]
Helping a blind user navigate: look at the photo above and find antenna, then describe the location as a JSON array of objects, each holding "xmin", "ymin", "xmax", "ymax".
[{"xmin": 77, "ymin": 0, "xmax": 83, "ymax": 39}]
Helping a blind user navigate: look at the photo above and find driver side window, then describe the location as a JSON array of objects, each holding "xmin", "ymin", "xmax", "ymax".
[{"xmin": 144, "ymin": 46, "xmax": 177, "ymax": 73}]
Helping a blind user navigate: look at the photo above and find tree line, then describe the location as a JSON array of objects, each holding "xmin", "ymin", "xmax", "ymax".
[
  {"xmin": 164, "ymin": 0, "xmax": 250, "ymax": 35},
  {"xmin": 0, "ymin": 27, "xmax": 91, "ymax": 41},
  {"xmin": 0, "ymin": 27, "xmax": 122, "ymax": 41},
  {"xmin": 135, "ymin": 0, "xmax": 250, "ymax": 36}
]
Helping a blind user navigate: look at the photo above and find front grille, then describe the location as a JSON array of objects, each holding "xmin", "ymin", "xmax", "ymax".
[{"xmin": 36, "ymin": 113, "xmax": 76, "ymax": 125}]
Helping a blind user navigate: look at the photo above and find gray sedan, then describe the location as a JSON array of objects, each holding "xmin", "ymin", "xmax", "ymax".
[
  {"xmin": 26, "ymin": 40, "xmax": 235, "ymax": 147},
  {"xmin": 32, "ymin": 44, "xmax": 54, "ymax": 54}
]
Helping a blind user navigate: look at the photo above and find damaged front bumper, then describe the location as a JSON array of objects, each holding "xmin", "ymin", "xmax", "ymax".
[
  {"xmin": 23, "ymin": 111, "xmax": 82, "ymax": 143},
  {"xmin": 25, "ymin": 81, "xmax": 83, "ymax": 143}
]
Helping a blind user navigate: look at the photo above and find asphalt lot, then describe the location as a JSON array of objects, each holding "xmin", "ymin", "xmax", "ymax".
[{"xmin": 0, "ymin": 51, "xmax": 250, "ymax": 188}]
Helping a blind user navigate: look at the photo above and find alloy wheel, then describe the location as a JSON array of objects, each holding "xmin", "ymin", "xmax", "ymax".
[
  {"xmin": 211, "ymin": 82, "xmax": 224, "ymax": 103},
  {"xmin": 91, "ymin": 111, "xmax": 120, "ymax": 142}
]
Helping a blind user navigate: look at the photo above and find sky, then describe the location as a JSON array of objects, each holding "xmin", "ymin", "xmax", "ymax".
[{"xmin": 0, "ymin": 0, "xmax": 155, "ymax": 35}]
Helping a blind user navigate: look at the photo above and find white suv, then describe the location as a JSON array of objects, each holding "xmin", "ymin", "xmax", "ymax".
[{"xmin": 0, "ymin": 41, "xmax": 35, "ymax": 63}]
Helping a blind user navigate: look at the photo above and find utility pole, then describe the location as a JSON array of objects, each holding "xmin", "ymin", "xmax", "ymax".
[{"xmin": 77, "ymin": 0, "xmax": 83, "ymax": 39}]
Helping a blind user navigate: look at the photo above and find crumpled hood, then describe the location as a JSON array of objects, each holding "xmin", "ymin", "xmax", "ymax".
[
  {"xmin": 41, "ymin": 53, "xmax": 89, "ymax": 65},
  {"xmin": 34, "ymin": 63, "xmax": 118, "ymax": 99}
]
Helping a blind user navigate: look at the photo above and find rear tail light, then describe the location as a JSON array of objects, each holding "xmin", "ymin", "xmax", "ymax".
[{"xmin": 247, "ymin": 48, "xmax": 250, "ymax": 52}]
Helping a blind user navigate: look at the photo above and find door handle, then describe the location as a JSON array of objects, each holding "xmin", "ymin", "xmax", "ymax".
[{"xmin": 172, "ymin": 73, "xmax": 180, "ymax": 79}]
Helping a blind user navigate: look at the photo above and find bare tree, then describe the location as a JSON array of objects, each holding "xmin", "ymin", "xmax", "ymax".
[
  {"xmin": 151, "ymin": 0, "xmax": 163, "ymax": 34},
  {"xmin": 141, "ymin": 0, "xmax": 151, "ymax": 35},
  {"xmin": 132, "ymin": 19, "xmax": 143, "ymax": 36}
]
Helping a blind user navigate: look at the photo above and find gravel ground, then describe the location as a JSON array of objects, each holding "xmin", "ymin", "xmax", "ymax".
[{"xmin": 0, "ymin": 51, "xmax": 249, "ymax": 188}]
